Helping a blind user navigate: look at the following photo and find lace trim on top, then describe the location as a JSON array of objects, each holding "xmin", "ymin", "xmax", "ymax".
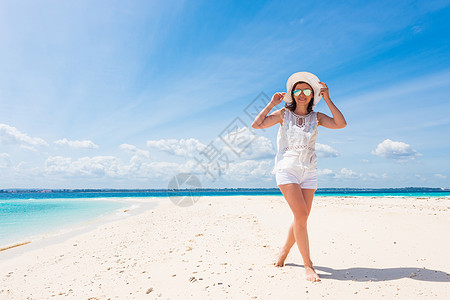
[{"xmin": 284, "ymin": 145, "xmax": 315, "ymax": 152}]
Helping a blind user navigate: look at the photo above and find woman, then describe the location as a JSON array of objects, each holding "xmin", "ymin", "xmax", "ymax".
[{"xmin": 251, "ymin": 71, "xmax": 346, "ymax": 282}]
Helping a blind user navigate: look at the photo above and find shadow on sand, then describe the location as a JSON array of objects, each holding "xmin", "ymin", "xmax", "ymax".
[{"xmin": 284, "ymin": 263, "xmax": 450, "ymax": 282}]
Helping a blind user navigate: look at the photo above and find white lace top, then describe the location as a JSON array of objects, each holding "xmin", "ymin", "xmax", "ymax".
[{"xmin": 272, "ymin": 108, "xmax": 319, "ymax": 174}]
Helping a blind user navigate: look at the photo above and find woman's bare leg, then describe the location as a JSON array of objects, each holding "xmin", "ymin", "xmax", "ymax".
[
  {"xmin": 276, "ymin": 184, "xmax": 320, "ymax": 281},
  {"xmin": 275, "ymin": 188, "xmax": 316, "ymax": 266},
  {"xmin": 274, "ymin": 222, "xmax": 295, "ymax": 267}
]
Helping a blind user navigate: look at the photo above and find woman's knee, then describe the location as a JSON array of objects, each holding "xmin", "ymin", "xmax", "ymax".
[{"xmin": 292, "ymin": 209, "xmax": 309, "ymax": 226}]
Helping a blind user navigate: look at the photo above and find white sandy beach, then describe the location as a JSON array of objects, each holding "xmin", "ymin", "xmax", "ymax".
[{"xmin": 1, "ymin": 195, "xmax": 449, "ymax": 299}]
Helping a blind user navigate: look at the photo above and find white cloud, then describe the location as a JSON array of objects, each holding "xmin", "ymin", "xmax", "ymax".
[
  {"xmin": 134, "ymin": 156, "xmax": 275, "ymax": 184},
  {"xmin": 0, "ymin": 153, "xmax": 12, "ymax": 168},
  {"xmin": 222, "ymin": 159, "xmax": 273, "ymax": 182},
  {"xmin": 45, "ymin": 156, "xmax": 125, "ymax": 177},
  {"xmin": 435, "ymin": 174, "xmax": 447, "ymax": 179},
  {"xmin": 54, "ymin": 138, "xmax": 99, "ymax": 149},
  {"xmin": 367, "ymin": 172, "xmax": 388, "ymax": 179},
  {"xmin": 119, "ymin": 144, "xmax": 138, "ymax": 152},
  {"xmin": 318, "ymin": 168, "xmax": 334, "ymax": 177},
  {"xmin": 318, "ymin": 167, "xmax": 361, "ymax": 179},
  {"xmin": 336, "ymin": 168, "xmax": 361, "ymax": 179},
  {"xmin": 319, "ymin": 168, "xmax": 390, "ymax": 181},
  {"xmin": 316, "ymin": 143, "xmax": 339, "ymax": 158},
  {"xmin": 120, "ymin": 144, "xmax": 151, "ymax": 158},
  {"xmin": 146, "ymin": 138, "xmax": 206, "ymax": 158},
  {"xmin": 145, "ymin": 132, "xmax": 275, "ymax": 161},
  {"xmin": 43, "ymin": 152, "xmax": 183, "ymax": 181},
  {"xmin": 372, "ymin": 139, "xmax": 421, "ymax": 161},
  {"xmin": 218, "ymin": 127, "xmax": 275, "ymax": 160},
  {"xmin": 0, "ymin": 123, "xmax": 48, "ymax": 147},
  {"xmin": 119, "ymin": 144, "xmax": 153, "ymax": 177}
]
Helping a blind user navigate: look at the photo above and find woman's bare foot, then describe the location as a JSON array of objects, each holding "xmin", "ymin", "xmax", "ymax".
[
  {"xmin": 305, "ymin": 265, "xmax": 320, "ymax": 282},
  {"xmin": 274, "ymin": 247, "xmax": 289, "ymax": 267}
]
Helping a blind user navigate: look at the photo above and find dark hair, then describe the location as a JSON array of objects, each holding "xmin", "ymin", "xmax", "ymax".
[{"xmin": 285, "ymin": 81, "xmax": 314, "ymax": 114}]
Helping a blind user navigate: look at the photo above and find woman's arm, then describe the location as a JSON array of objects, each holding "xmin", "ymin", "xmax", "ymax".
[
  {"xmin": 251, "ymin": 92, "xmax": 285, "ymax": 129},
  {"xmin": 317, "ymin": 82, "xmax": 347, "ymax": 129}
]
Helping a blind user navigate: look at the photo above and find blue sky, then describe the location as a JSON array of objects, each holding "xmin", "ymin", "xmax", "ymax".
[{"xmin": 1, "ymin": 0, "xmax": 449, "ymax": 189}]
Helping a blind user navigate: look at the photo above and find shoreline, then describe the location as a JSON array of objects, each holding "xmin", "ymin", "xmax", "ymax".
[
  {"xmin": 1, "ymin": 195, "xmax": 449, "ymax": 299},
  {"xmin": 0, "ymin": 197, "xmax": 160, "ymax": 261}
]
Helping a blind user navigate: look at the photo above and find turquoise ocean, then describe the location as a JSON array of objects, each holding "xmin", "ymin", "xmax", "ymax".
[{"xmin": 1, "ymin": 188, "xmax": 449, "ymax": 248}]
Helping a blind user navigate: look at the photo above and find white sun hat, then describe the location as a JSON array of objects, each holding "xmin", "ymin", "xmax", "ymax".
[{"xmin": 283, "ymin": 71, "xmax": 323, "ymax": 107}]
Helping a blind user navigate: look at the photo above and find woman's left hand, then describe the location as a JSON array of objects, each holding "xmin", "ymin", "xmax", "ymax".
[{"xmin": 318, "ymin": 81, "xmax": 330, "ymax": 100}]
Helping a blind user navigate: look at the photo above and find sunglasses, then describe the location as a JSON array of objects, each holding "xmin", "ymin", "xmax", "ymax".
[{"xmin": 293, "ymin": 88, "xmax": 312, "ymax": 96}]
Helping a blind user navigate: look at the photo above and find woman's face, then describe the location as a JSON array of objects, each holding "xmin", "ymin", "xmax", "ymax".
[{"xmin": 293, "ymin": 82, "xmax": 313, "ymax": 106}]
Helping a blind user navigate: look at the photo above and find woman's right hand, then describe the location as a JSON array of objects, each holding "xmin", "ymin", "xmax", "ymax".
[{"xmin": 270, "ymin": 92, "xmax": 285, "ymax": 106}]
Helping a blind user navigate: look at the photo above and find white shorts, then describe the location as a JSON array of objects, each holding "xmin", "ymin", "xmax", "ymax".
[{"xmin": 275, "ymin": 167, "xmax": 318, "ymax": 189}]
